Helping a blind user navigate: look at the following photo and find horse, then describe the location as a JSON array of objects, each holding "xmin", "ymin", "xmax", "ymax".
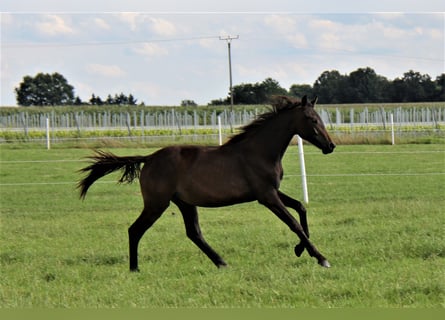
[{"xmin": 78, "ymin": 95, "xmax": 336, "ymax": 271}]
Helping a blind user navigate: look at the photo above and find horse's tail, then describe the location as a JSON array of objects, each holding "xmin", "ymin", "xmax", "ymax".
[{"xmin": 78, "ymin": 150, "xmax": 149, "ymax": 199}]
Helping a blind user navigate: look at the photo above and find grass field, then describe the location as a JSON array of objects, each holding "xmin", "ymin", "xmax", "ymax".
[{"xmin": 0, "ymin": 143, "xmax": 444, "ymax": 307}]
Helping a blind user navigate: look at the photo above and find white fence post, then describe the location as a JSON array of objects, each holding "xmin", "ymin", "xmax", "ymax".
[
  {"xmin": 46, "ymin": 117, "xmax": 50, "ymax": 150},
  {"xmin": 297, "ymin": 135, "xmax": 309, "ymax": 204},
  {"xmin": 218, "ymin": 115, "xmax": 222, "ymax": 146},
  {"xmin": 390, "ymin": 113, "xmax": 395, "ymax": 145}
]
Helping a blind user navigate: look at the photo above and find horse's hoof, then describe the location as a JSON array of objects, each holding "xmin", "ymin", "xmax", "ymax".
[
  {"xmin": 319, "ymin": 259, "xmax": 331, "ymax": 268},
  {"xmin": 294, "ymin": 244, "xmax": 305, "ymax": 257},
  {"xmin": 130, "ymin": 268, "xmax": 140, "ymax": 273}
]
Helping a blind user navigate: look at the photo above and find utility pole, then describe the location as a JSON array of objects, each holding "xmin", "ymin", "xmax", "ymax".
[{"xmin": 220, "ymin": 35, "xmax": 238, "ymax": 132}]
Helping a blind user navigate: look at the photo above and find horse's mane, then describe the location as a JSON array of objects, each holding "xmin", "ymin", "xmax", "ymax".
[{"xmin": 224, "ymin": 96, "xmax": 301, "ymax": 145}]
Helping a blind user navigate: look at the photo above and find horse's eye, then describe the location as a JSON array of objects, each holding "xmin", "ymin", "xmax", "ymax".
[{"xmin": 312, "ymin": 119, "xmax": 318, "ymax": 124}]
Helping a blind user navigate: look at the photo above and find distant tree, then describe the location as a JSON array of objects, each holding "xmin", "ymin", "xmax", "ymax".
[
  {"xmin": 231, "ymin": 78, "xmax": 287, "ymax": 104},
  {"xmin": 289, "ymin": 84, "xmax": 313, "ymax": 99},
  {"xmin": 181, "ymin": 99, "xmax": 197, "ymax": 107},
  {"xmin": 390, "ymin": 70, "xmax": 435, "ymax": 102},
  {"xmin": 208, "ymin": 69, "xmax": 442, "ymax": 105},
  {"xmin": 347, "ymin": 67, "xmax": 390, "ymax": 103},
  {"xmin": 208, "ymin": 98, "xmax": 227, "ymax": 106},
  {"xmin": 434, "ymin": 74, "xmax": 445, "ymax": 101},
  {"xmin": 89, "ymin": 94, "xmax": 97, "ymax": 105},
  {"xmin": 74, "ymin": 96, "xmax": 83, "ymax": 105},
  {"xmin": 96, "ymin": 97, "xmax": 103, "ymax": 105},
  {"xmin": 15, "ymin": 72, "xmax": 75, "ymax": 106},
  {"xmin": 113, "ymin": 94, "xmax": 121, "ymax": 105},
  {"xmin": 89, "ymin": 94, "xmax": 104, "ymax": 105},
  {"xmin": 260, "ymin": 77, "xmax": 287, "ymax": 99},
  {"xmin": 232, "ymin": 83, "xmax": 259, "ymax": 104},
  {"xmin": 115, "ymin": 93, "xmax": 124, "ymax": 105},
  {"xmin": 89, "ymin": 92, "xmax": 139, "ymax": 106},
  {"xmin": 313, "ymin": 70, "xmax": 347, "ymax": 104},
  {"xmin": 128, "ymin": 94, "xmax": 137, "ymax": 105},
  {"xmin": 105, "ymin": 94, "xmax": 115, "ymax": 105}
]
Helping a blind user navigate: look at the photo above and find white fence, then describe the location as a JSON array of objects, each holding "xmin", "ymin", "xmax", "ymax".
[
  {"xmin": 0, "ymin": 109, "xmax": 257, "ymax": 132},
  {"xmin": 321, "ymin": 107, "xmax": 444, "ymax": 128},
  {"xmin": 1, "ymin": 106, "xmax": 444, "ymax": 145},
  {"xmin": 1, "ymin": 106, "xmax": 445, "ymax": 131}
]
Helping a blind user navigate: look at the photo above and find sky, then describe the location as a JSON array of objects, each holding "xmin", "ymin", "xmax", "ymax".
[{"xmin": 1, "ymin": 1, "xmax": 444, "ymax": 106}]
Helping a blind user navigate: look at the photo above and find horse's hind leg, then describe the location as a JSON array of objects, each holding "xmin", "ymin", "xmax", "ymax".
[
  {"xmin": 128, "ymin": 201, "xmax": 168, "ymax": 272},
  {"xmin": 278, "ymin": 191, "xmax": 309, "ymax": 257},
  {"xmin": 173, "ymin": 197, "xmax": 227, "ymax": 268}
]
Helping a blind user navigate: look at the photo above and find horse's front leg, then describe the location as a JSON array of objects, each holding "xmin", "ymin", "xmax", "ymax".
[
  {"xmin": 278, "ymin": 191, "xmax": 309, "ymax": 257},
  {"xmin": 260, "ymin": 190, "xmax": 330, "ymax": 268}
]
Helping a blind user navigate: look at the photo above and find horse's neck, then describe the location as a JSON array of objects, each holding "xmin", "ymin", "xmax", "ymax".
[{"xmin": 240, "ymin": 113, "xmax": 295, "ymax": 161}]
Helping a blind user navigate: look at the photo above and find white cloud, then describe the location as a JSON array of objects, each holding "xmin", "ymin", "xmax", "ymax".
[
  {"xmin": 140, "ymin": 82, "xmax": 162, "ymax": 97},
  {"xmin": 236, "ymin": 64, "xmax": 289, "ymax": 84},
  {"xmin": 309, "ymin": 18, "xmax": 338, "ymax": 31},
  {"xmin": 287, "ymin": 33, "xmax": 308, "ymax": 48},
  {"xmin": 1, "ymin": 13, "xmax": 14, "ymax": 26},
  {"xmin": 149, "ymin": 17, "xmax": 177, "ymax": 36},
  {"xmin": 308, "ymin": 18, "xmax": 346, "ymax": 50},
  {"xmin": 264, "ymin": 15, "xmax": 308, "ymax": 48},
  {"xmin": 113, "ymin": 14, "xmax": 177, "ymax": 36},
  {"xmin": 36, "ymin": 15, "xmax": 75, "ymax": 36},
  {"xmin": 115, "ymin": 12, "xmax": 142, "ymax": 31},
  {"xmin": 373, "ymin": 12, "xmax": 405, "ymax": 20},
  {"xmin": 429, "ymin": 28, "xmax": 443, "ymax": 40},
  {"xmin": 199, "ymin": 38, "xmax": 217, "ymax": 49},
  {"xmin": 133, "ymin": 43, "xmax": 169, "ymax": 57},
  {"xmin": 264, "ymin": 14, "xmax": 296, "ymax": 33},
  {"xmin": 377, "ymin": 22, "xmax": 407, "ymax": 39},
  {"xmin": 93, "ymin": 18, "xmax": 111, "ymax": 30},
  {"xmin": 86, "ymin": 64, "xmax": 126, "ymax": 77},
  {"xmin": 72, "ymin": 81, "xmax": 94, "ymax": 99}
]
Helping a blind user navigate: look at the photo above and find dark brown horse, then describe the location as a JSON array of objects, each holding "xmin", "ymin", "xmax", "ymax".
[{"xmin": 78, "ymin": 96, "xmax": 335, "ymax": 271}]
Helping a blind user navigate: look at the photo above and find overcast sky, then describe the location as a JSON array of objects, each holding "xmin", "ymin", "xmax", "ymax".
[{"xmin": 1, "ymin": 1, "xmax": 444, "ymax": 106}]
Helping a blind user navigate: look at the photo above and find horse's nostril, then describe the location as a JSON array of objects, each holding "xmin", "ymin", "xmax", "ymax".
[{"xmin": 330, "ymin": 143, "xmax": 336, "ymax": 150}]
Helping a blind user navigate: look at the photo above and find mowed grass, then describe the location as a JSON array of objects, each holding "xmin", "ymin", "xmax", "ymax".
[{"xmin": 0, "ymin": 144, "xmax": 444, "ymax": 307}]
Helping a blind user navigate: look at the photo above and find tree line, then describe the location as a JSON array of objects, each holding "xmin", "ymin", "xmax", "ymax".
[
  {"xmin": 14, "ymin": 72, "xmax": 143, "ymax": 107},
  {"xmin": 210, "ymin": 68, "xmax": 444, "ymax": 105},
  {"xmin": 14, "ymin": 68, "xmax": 444, "ymax": 107},
  {"xmin": 88, "ymin": 93, "xmax": 138, "ymax": 106}
]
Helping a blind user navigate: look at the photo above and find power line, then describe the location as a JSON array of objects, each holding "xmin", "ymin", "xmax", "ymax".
[{"xmin": 3, "ymin": 34, "xmax": 441, "ymax": 63}]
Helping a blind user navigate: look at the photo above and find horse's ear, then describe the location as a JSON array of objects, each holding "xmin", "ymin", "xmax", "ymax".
[
  {"xmin": 310, "ymin": 96, "xmax": 318, "ymax": 107},
  {"xmin": 301, "ymin": 95, "xmax": 308, "ymax": 106}
]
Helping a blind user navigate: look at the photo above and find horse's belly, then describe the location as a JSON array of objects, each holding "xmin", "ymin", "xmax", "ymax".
[{"xmin": 177, "ymin": 177, "xmax": 254, "ymax": 207}]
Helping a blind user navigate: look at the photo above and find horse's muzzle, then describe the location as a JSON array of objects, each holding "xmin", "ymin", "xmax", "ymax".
[{"xmin": 322, "ymin": 142, "xmax": 336, "ymax": 154}]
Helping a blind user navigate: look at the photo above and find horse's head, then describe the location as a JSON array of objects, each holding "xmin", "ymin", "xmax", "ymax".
[{"xmin": 295, "ymin": 96, "xmax": 336, "ymax": 154}]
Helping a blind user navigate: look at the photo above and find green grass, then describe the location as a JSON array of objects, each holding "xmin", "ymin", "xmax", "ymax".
[{"xmin": 0, "ymin": 144, "xmax": 444, "ymax": 307}]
